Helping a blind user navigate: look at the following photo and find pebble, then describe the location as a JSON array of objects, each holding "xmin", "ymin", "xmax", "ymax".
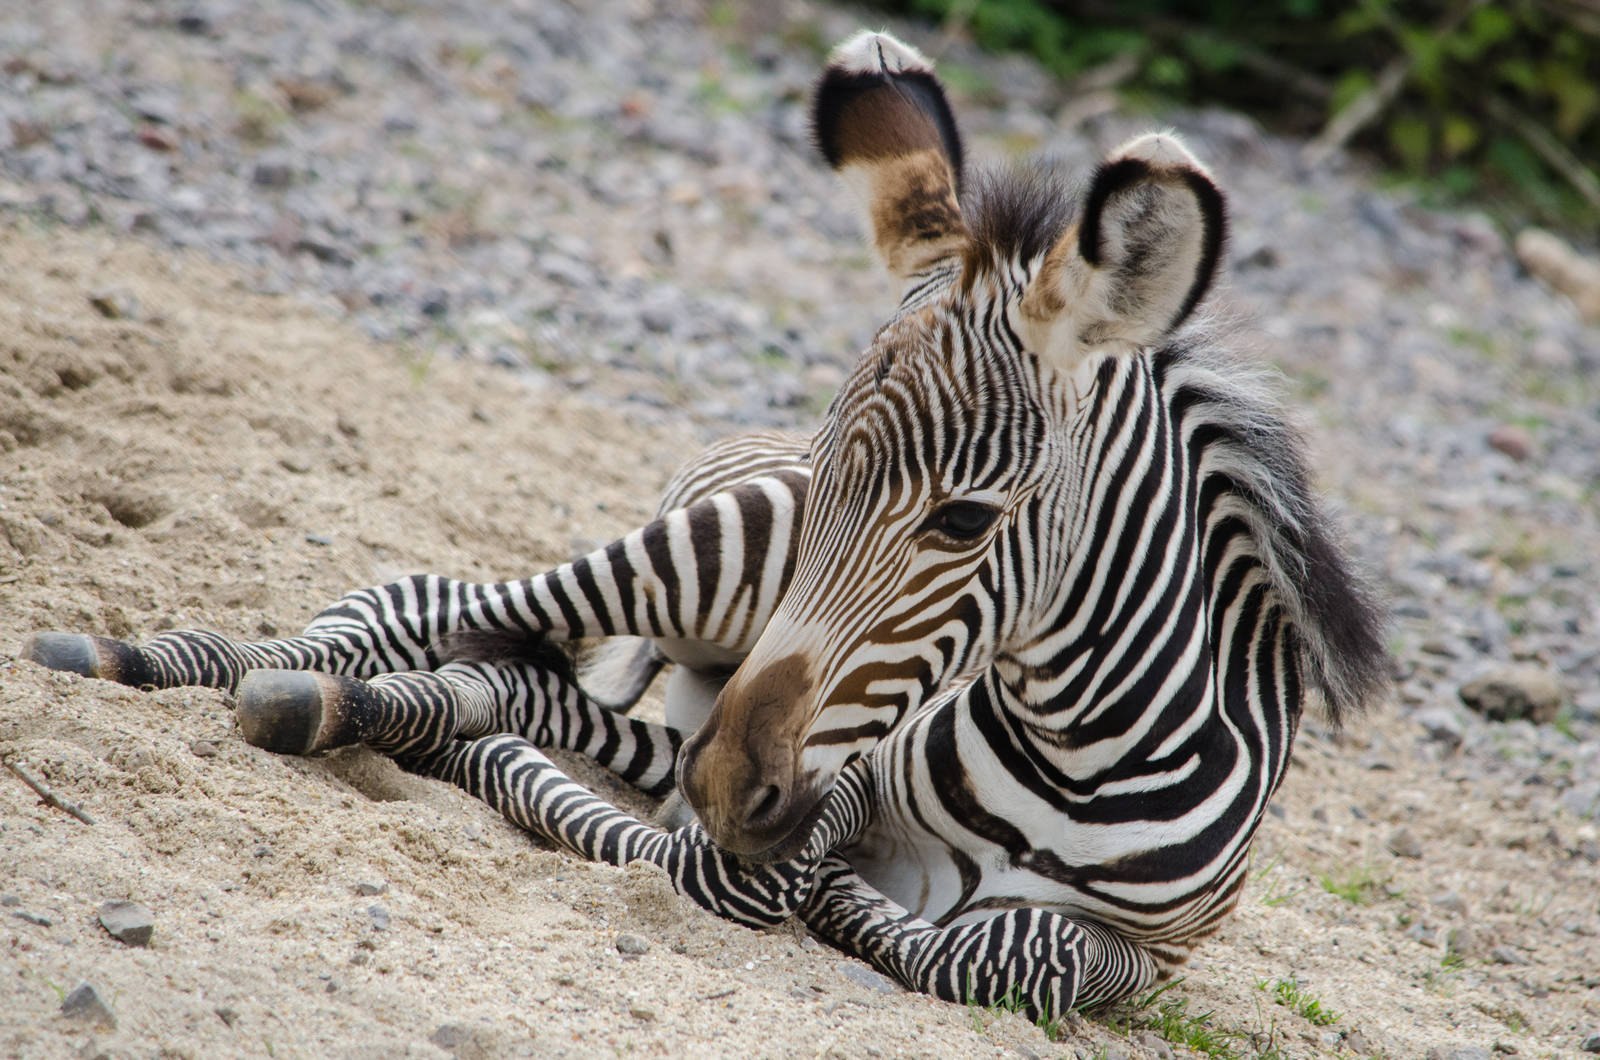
[
  {"xmin": 1580, "ymin": 1032, "xmax": 1600, "ymax": 1053},
  {"xmin": 87, "ymin": 288, "xmax": 139, "ymax": 321},
  {"xmin": 355, "ymin": 880, "xmax": 388, "ymax": 896},
  {"xmin": 15, "ymin": 910, "xmax": 52, "ymax": 926},
  {"xmin": 1388, "ymin": 827, "xmax": 1424, "ymax": 859},
  {"xmin": 1427, "ymin": 1049, "xmax": 1491, "ymax": 1060},
  {"xmin": 61, "ymin": 982, "xmax": 116, "ymax": 1028},
  {"xmin": 189, "ymin": 739, "xmax": 219, "ymax": 757},
  {"xmin": 98, "ymin": 900, "xmax": 154, "ymax": 947},
  {"xmin": 839, "ymin": 963, "xmax": 898, "ymax": 994},
  {"xmin": 368, "ymin": 904, "xmax": 390, "ymax": 931},
  {"xmin": 1490, "ymin": 945, "xmax": 1530, "ymax": 966},
  {"xmin": 1459, "ymin": 666, "xmax": 1564, "ymax": 725},
  {"xmin": 614, "ymin": 933, "xmax": 649, "ymax": 956},
  {"xmin": 1487, "ymin": 425, "xmax": 1534, "ymax": 462}
]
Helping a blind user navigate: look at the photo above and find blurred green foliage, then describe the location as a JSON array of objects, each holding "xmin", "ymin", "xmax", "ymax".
[{"xmin": 870, "ymin": 0, "xmax": 1599, "ymax": 231}]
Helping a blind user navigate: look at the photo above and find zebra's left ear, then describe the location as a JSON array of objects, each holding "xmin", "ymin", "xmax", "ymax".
[
  {"xmin": 812, "ymin": 31, "xmax": 968, "ymax": 289},
  {"xmin": 1017, "ymin": 133, "xmax": 1226, "ymax": 373}
]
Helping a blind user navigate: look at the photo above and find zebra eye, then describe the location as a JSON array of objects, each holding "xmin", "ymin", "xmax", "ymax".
[{"xmin": 925, "ymin": 501, "xmax": 1000, "ymax": 540}]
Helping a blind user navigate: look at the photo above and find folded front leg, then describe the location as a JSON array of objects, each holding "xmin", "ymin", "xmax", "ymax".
[
  {"xmin": 407, "ymin": 733, "xmax": 826, "ymax": 927},
  {"xmin": 234, "ymin": 655, "xmax": 684, "ymax": 797},
  {"xmin": 801, "ymin": 859, "xmax": 1158, "ymax": 1022}
]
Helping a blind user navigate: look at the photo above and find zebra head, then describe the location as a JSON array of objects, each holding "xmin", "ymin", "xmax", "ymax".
[{"xmin": 678, "ymin": 31, "xmax": 1226, "ymax": 860}]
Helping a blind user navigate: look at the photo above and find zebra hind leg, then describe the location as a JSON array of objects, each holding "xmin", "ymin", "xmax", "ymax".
[
  {"xmin": 236, "ymin": 645, "xmax": 685, "ymax": 797},
  {"xmin": 800, "ymin": 858, "xmax": 1158, "ymax": 1024}
]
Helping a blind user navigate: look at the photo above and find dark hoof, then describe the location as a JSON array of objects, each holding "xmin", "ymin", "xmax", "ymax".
[
  {"xmin": 237, "ymin": 670, "xmax": 369, "ymax": 756},
  {"xmin": 21, "ymin": 632, "xmax": 151, "ymax": 685}
]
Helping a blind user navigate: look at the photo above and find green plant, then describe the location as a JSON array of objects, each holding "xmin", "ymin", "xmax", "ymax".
[
  {"xmin": 965, "ymin": 980, "xmax": 1066, "ymax": 1040},
  {"xmin": 1112, "ymin": 981, "xmax": 1247, "ymax": 1059},
  {"xmin": 1319, "ymin": 864, "xmax": 1390, "ymax": 904},
  {"xmin": 1258, "ymin": 976, "xmax": 1341, "ymax": 1026}
]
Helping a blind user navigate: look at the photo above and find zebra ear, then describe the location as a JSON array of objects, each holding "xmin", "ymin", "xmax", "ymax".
[
  {"xmin": 812, "ymin": 31, "xmax": 968, "ymax": 286},
  {"xmin": 1017, "ymin": 133, "xmax": 1226, "ymax": 372}
]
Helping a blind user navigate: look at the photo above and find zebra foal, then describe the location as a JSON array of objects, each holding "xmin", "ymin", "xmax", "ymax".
[{"xmin": 23, "ymin": 30, "xmax": 1387, "ymax": 1022}]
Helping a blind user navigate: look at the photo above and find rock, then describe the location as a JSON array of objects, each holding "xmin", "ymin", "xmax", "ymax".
[
  {"xmin": 1579, "ymin": 1032, "xmax": 1600, "ymax": 1053},
  {"xmin": 367, "ymin": 904, "xmax": 390, "ymax": 931},
  {"xmin": 1460, "ymin": 666, "xmax": 1563, "ymax": 724},
  {"xmin": 215, "ymin": 1006, "xmax": 239, "ymax": 1027},
  {"xmin": 1487, "ymin": 425, "xmax": 1534, "ymax": 462},
  {"xmin": 15, "ymin": 910, "xmax": 52, "ymax": 926},
  {"xmin": 1516, "ymin": 228, "xmax": 1600, "ymax": 323},
  {"xmin": 1431, "ymin": 891, "xmax": 1468, "ymax": 916},
  {"xmin": 1136, "ymin": 1031, "xmax": 1175, "ymax": 1059},
  {"xmin": 1490, "ymin": 945, "xmax": 1529, "ymax": 966},
  {"xmin": 628, "ymin": 1002, "xmax": 656, "ymax": 1020},
  {"xmin": 614, "ymin": 933, "xmax": 649, "ymax": 956},
  {"xmin": 839, "ymin": 963, "xmax": 898, "ymax": 994},
  {"xmin": 61, "ymin": 982, "xmax": 116, "ymax": 1028},
  {"xmin": 88, "ymin": 288, "xmax": 139, "ymax": 320},
  {"xmin": 1413, "ymin": 706, "xmax": 1466, "ymax": 747},
  {"xmin": 1388, "ymin": 827, "xmax": 1424, "ymax": 859},
  {"xmin": 355, "ymin": 880, "xmax": 388, "ymax": 896},
  {"xmin": 136, "ymin": 124, "xmax": 178, "ymax": 151},
  {"xmin": 98, "ymin": 900, "xmax": 154, "ymax": 946},
  {"xmin": 1427, "ymin": 1049, "xmax": 1491, "ymax": 1060},
  {"xmin": 189, "ymin": 739, "xmax": 219, "ymax": 757}
]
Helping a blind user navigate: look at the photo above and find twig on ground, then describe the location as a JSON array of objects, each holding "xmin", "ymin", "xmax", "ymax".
[
  {"xmin": 1484, "ymin": 94, "xmax": 1600, "ymax": 215},
  {"xmin": 3, "ymin": 757, "xmax": 96, "ymax": 825}
]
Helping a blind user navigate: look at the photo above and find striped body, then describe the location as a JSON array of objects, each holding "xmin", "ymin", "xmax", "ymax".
[{"xmin": 23, "ymin": 30, "xmax": 1386, "ymax": 1022}]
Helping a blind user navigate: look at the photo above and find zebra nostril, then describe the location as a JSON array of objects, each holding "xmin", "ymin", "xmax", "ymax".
[{"xmin": 744, "ymin": 784, "xmax": 785, "ymax": 828}]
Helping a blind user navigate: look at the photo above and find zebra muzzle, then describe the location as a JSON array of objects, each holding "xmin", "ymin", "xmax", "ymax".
[{"xmin": 676, "ymin": 652, "xmax": 823, "ymax": 861}]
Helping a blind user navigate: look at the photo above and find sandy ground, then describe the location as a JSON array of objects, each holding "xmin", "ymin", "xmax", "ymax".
[{"xmin": 2, "ymin": 225, "xmax": 1597, "ymax": 1059}]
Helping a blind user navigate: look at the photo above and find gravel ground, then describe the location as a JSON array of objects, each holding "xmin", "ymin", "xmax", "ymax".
[{"xmin": 2, "ymin": 0, "xmax": 1599, "ymax": 1055}]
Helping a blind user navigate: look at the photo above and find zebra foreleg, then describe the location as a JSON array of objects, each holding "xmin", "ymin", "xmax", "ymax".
[
  {"xmin": 404, "ymin": 733, "xmax": 826, "ymax": 927},
  {"xmin": 20, "ymin": 573, "xmax": 473, "ymax": 692},
  {"xmin": 800, "ymin": 860, "xmax": 1158, "ymax": 1023},
  {"xmin": 234, "ymin": 657, "xmax": 684, "ymax": 797}
]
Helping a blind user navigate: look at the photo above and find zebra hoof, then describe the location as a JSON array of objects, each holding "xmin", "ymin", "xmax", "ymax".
[
  {"xmin": 21, "ymin": 632, "xmax": 151, "ymax": 686},
  {"xmin": 236, "ymin": 670, "xmax": 369, "ymax": 756}
]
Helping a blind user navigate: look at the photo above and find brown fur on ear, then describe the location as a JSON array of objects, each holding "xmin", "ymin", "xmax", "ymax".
[{"xmin": 812, "ymin": 32, "xmax": 968, "ymax": 282}]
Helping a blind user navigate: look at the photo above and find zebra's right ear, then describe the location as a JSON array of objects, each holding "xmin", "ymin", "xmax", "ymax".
[
  {"xmin": 812, "ymin": 31, "xmax": 968, "ymax": 288},
  {"xmin": 1017, "ymin": 133, "xmax": 1226, "ymax": 374}
]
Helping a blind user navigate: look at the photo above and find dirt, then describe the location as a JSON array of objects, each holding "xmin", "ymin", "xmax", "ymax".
[{"xmin": 2, "ymin": 224, "xmax": 1597, "ymax": 1059}]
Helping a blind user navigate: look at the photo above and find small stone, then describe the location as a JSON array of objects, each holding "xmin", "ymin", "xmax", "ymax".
[
  {"xmin": 61, "ymin": 982, "xmax": 116, "ymax": 1028},
  {"xmin": 15, "ymin": 910, "xmax": 52, "ymax": 926},
  {"xmin": 215, "ymin": 1007, "xmax": 238, "ymax": 1027},
  {"xmin": 1460, "ymin": 665, "xmax": 1563, "ymax": 724},
  {"xmin": 615, "ymin": 933, "xmax": 650, "ymax": 956},
  {"xmin": 98, "ymin": 900, "xmax": 154, "ymax": 947},
  {"xmin": 1447, "ymin": 925, "xmax": 1481, "ymax": 958},
  {"xmin": 1136, "ymin": 1031, "xmax": 1175, "ymax": 1059},
  {"xmin": 1487, "ymin": 425, "xmax": 1534, "ymax": 462},
  {"xmin": 190, "ymin": 739, "xmax": 219, "ymax": 758},
  {"xmin": 0, "ymin": 895, "xmax": 19, "ymax": 907},
  {"xmin": 1579, "ymin": 1032, "xmax": 1600, "ymax": 1053},
  {"xmin": 1388, "ymin": 827, "xmax": 1424, "ymax": 859},
  {"xmin": 1427, "ymin": 1049, "xmax": 1491, "ymax": 1060},
  {"xmin": 839, "ymin": 963, "xmax": 898, "ymax": 994},
  {"xmin": 251, "ymin": 161, "xmax": 294, "ymax": 189},
  {"xmin": 88, "ymin": 288, "xmax": 139, "ymax": 320},
  {"xmin": 1490, "ymin": 945, "xmax": 1530, "ymax": 966},
  {"xmin": 1413, "ymin": 706, "xmax": 1466, "ymax": 747},
  {"xmin": 368, "ymin": 904, "xmax": 390, "ymax": 931},
  {"xmin": 628, "ymin": 1003, "xmax": 656, "ymax": 1020},
  {"xmin": 1431, "ymin": 891, "xmax": 1468, "ymax": 916},
  {"xmin": 136, "ymin": 124, "xmax": 178, "ymax": 151},
  {"xmin": 355, "ymin": 880, "xmax": 388, "ymax": 897},
  {"xmin": 305, "ymin": 532, "xmax": 333, "ymax": 545}
]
